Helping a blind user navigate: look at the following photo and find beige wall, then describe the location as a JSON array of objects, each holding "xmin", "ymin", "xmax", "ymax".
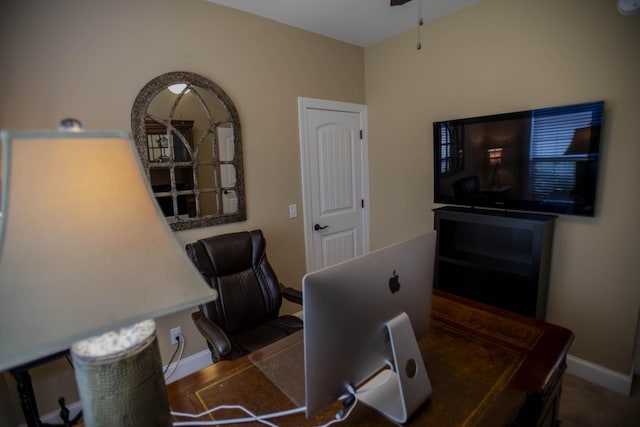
[
  {"xmin": 365, "ymin": 0, "xmax": 640, "ymax": 376},
  {"xmin": 0, "ymin": 373, "xmax": 20, "ymax": 426},
  {"xmin": 0, "ymin": 0, "xmax": 364, "ymax": 420},
  {"xmin": 1, "ymin": 0, "xmax": 639, "ymax": 422}
]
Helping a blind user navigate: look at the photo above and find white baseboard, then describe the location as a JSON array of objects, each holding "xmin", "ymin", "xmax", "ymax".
[
  {"xmin": 31, "ymin": 349, "xmax": 212, "ymax": 426},
  {"xmin": 164, "ymin": 348, "xmax": 212, "ymax": 384},
  {"xmin": 20, "ymin": 401, "xmax": 83, "ymax": 427},
  {"xmin": 566, "ymin": 354, "xmax": 634, "ymax": 396}
]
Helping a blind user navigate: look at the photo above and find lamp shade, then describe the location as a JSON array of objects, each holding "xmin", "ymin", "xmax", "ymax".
[
  {"xmin": 564, "ymin": 127, "xmax": 596, "ymax": 155},
  {"xmin": 0, "ymin": 131, "xmax": 216, "ymax": 372},
  {"xmin": 488, "ymin": 147, "xmax": 503, "ymax": 166}
]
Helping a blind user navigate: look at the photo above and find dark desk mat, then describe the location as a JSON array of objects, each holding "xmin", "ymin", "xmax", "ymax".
[{"xmin": 189, "ymin": 320, "xmax": 526, "ymax": 426}]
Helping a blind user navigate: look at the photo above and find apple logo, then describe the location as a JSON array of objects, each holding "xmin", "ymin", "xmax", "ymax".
[{"xmin": 389, "ymin": 270, "xmax": 400, "ymax": 294}]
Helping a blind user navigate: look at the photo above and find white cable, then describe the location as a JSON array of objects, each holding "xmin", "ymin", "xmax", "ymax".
[
  {"xmin": 314, "ymin": 394, "xmax": 358, "ymax": 427},
  {"xmin": 356, "ymin": 359, "xmax": 395, "ymax": 395},
  {"xmin": 164, "ymin": 337, "xmax": 185, "ymax": 381},
  {"xmin": 171, "ymin": 362, "xmax": 387, "ymax": 426},
  {"xmin": 172, "ymin": 404, "xmax": 278, "ymax": 426},
  {"xmin": 172, "ymin": 404, "xmax": 304, "ymax": 426},
  {"xmin": 171, "ymin": 395, "xmax": 357, "ymax": 427},
  {"xmin": 172, "ymin": 399, "xmax": 357, "ymax": 427},
  {"xmin": 172, "ymin": 405, "xmax": 305, "ymax": 421}
]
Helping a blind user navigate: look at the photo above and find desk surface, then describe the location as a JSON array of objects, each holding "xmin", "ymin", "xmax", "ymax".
[{"xmin": 166, "ymin": 291, "xmax": 573, "ymax": 426}]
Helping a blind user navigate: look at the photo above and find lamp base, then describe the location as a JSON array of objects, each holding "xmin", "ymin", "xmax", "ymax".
[{"xmin": 71, "ymin": 320, "xmax": 171, "ymax": 427}]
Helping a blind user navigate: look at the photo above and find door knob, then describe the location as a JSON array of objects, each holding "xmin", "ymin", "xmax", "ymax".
[{"xmin": 314, "ymin": 224, "xmax": 328, "ymax": 231}]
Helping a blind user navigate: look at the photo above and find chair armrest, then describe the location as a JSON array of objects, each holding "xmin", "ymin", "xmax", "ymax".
[
  {"xmin": 280, "ymin": 284, "xmax": 303, "ymax": 305},
  {"xmin": 191, "ymin": 311, "xmax": 232, "ymax": 359}
]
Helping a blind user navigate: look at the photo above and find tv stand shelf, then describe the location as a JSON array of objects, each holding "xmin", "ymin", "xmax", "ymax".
[
  {"xmin": 433, "ymin": 206, "xmax": 556, "ymax": 319},
  {"xmin": 438, "ymin": 251, "xmax": 532, "ymax": 278}
]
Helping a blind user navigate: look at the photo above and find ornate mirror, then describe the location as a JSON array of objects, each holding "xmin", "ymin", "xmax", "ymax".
[{"xmin": 131, "ymin": 72, "xmax": 245, "ymax": 231}]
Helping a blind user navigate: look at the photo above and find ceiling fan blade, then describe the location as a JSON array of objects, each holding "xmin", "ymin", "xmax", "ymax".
[{"xmin": 390, "ymin": 0, "xmax": 412, "ymax": 6}]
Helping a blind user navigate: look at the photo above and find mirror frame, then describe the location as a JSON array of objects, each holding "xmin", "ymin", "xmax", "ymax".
[{"xmin": 131, "ymin": 71, "xmax": 246, "ymax": 231}]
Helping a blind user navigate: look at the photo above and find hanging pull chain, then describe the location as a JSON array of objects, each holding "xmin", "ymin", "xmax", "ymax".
[{"xmin": 417, "ymin": 0, "xmax": 424, "ymax": 49}]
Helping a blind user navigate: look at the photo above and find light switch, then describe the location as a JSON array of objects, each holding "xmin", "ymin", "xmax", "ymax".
[{"xmin": 288, "ymin": 204, "xmax": 297, "ymax": 218}]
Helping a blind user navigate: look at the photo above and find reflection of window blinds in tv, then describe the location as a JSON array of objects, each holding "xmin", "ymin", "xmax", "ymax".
[
  {"xmin": 529, "ymin": 105, "xmax": 598, "ymax": 200},
  {"xmin": 440, "ymin": 123, "xmax": 451, "ymax": 173}
]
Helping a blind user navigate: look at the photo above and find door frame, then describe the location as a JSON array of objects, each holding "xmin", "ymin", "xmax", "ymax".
[{"xmin": 298, "ymin": 97, "xmax": 370, "ymax": 272}]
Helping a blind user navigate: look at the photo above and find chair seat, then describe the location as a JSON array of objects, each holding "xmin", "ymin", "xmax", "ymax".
[
  {"xmin": 233, "ymin": 315, "xmax": 303, "ymax": 355},
  {"xmin": 186, "ymin": 230, "xmax": 304, "ymax": 363}
]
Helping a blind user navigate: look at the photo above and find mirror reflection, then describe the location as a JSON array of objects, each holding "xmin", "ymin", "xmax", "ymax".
[{"xmin": 131, "ymin": 72, "xmax": 245, "ymax": 231}]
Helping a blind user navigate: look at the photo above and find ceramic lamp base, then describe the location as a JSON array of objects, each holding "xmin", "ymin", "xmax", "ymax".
[{"xmin": 71, "ymin": 320, "xmax": 171, "ymax": 427}]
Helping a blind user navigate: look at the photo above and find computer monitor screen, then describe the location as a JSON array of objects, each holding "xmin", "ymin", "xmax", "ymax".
[{"xmin": 303, "ymin": 231, "xmax": 437, "ymax": 422}]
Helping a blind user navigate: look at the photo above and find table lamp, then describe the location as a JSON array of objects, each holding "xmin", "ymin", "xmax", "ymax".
[
  {"xmin": 564, "ymin": 126, "xmax": 599, "ymax": 203},
  {"xmin": 488, "ymin": 147, "xmax": 503, "ymax": 188},
  {"xmin": 564, "ymin": 127, "xmax": 595, "ymax": 156},
  {"xmin": 0, "ymin": 130, "xmax": 216, "ymax": 426}
]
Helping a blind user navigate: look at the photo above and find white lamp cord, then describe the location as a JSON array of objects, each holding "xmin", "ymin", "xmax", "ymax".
[
  {"xmin": 170, "ymin": 360, "xmax": 396, "ymax": 427},
  {"xmin": 164, "ymin": 337, "xmax": 185, "ymax": 381}
]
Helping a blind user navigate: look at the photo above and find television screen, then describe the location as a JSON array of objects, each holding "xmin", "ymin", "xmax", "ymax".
[{"xmin": 433, "ymin": 101, "xmax": 604, "ymax": 216}]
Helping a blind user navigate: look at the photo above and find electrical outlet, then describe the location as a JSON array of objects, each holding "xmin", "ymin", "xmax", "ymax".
[{"xmin": 170, "ymin": 326, "xmax": 183, "ymax": 345}]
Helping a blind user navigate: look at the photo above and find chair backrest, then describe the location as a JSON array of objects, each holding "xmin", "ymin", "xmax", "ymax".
[
  {"xmin": 185, "ymin": 230, "xmax": 283, "ymax": 335},
  {"xmin": 453, "ymin": 175, "xmax": 479, "ymax": 197}
]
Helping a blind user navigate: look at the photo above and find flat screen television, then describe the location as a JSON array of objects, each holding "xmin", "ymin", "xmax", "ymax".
[{"xmin": 433, "ymin": 101, "xmax": 604, "ymax": 216}]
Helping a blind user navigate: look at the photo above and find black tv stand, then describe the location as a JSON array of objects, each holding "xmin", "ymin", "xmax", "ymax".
[{"xmin": 433, "ymin": 206, "xmax": 556, "ymax": 319}]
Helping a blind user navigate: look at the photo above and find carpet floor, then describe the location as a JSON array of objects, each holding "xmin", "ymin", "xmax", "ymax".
[{"xmin": 559, "ymin": 373, "xmax": 640, "ymax": 426}]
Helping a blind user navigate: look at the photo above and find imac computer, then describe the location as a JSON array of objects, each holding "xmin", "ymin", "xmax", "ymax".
[{"xmin": 303, "ymin": 231, "xmax": 437, "ymax": 424}]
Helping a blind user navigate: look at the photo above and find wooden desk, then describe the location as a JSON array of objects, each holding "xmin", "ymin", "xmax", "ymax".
[{"xmin": 167, "ymin": 291, "xmax": 573, "ymax": 426}]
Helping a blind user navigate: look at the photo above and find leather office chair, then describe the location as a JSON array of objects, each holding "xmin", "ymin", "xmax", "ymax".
[
  {"xmin": 186, "ymin": 230, "xmax": 303, "ymax": 363},
  {"xmin": 452, "ymin": 175, "xmax": 480, "ymax": 198},
  {"xmin": 453, "ymin": 175, "xmax": 483, "ymax": 206}
]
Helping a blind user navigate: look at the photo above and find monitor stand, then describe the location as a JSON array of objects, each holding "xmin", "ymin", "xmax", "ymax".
[{"xmin": 357, "ymin": 312, "xmax": 432, "ymax": 424}]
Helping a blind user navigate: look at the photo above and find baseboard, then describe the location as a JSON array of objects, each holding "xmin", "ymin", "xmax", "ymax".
[
  {"xmin": 164, "ymin": 348, "xmax": 212, "ymax": 384},
  {"xmin": 30, "ymin": 349, "xmax": 212, "ymax": 426},
  {"xmin": 20, "ymin": 401, "xmax": 83, "ymax": 427},
  {"xmin": 566, "ymin": 354, "xmax": 634, "ymax": 396}
]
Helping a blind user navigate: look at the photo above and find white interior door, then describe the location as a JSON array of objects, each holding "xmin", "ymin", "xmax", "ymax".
[
  {"xmin": 299, "ymin": 97, "xmax": 369, "ymax": 272},
  {"xmin": 217, "ymin": 127, "xmax": 237, "ymax": 213}
]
